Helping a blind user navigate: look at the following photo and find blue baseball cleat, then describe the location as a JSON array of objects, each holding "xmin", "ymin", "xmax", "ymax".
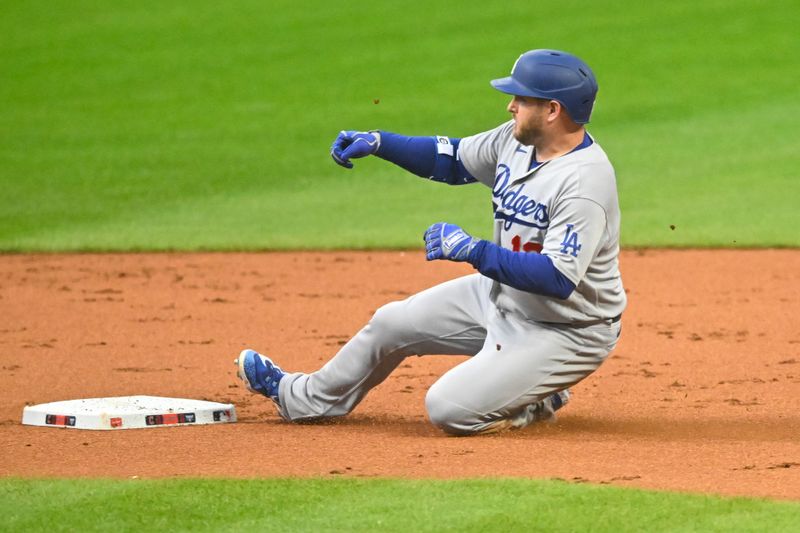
[
  {"xmin": 537, "ymin": 388, "xmax": 571, "ymax": 422},
  {"xmin": 488, "ymin": 389, "xmax": 572, "ymax": 432},
  {"xmin": 235, "ymin": 349, "xmax": 285, "ymax": 404},
  {"xmin": 548, "ymin": 388, "xmax": 570, "ymax": 411}
]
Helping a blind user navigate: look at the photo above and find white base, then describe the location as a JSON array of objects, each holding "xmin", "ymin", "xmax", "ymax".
[{"xmin": 21, "ymin": 396, "xmax": 236, "ymax": 430}]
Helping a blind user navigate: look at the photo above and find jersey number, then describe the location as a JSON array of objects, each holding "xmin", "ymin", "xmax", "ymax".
[{"xmin": 511, "ymin": 235, "xmax": 542, "ymax": 253}]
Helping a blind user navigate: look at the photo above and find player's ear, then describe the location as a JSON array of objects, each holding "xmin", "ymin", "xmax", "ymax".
[{"xmin": 547, "ymin": 100, "xmax": 561, "ymax": 122}]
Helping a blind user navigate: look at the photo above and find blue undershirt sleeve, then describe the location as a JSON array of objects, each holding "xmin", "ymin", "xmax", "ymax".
[
  {"xmin": 375, "ymin": 132, "xmax": 477, "ymax": 185},
  {"xmin": 467, "ymin": 240, "xmax": 576, "ymax": 299}
]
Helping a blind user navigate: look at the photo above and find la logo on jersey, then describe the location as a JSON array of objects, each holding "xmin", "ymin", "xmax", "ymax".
[{"xmin": 560, "ymin": 224, "xmax": 582, "ymax": 257}]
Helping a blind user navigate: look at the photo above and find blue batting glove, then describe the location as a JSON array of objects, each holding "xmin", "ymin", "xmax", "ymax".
[
  {"xmin": 330, "ymin": 130, "xmax": 380, "ymax": 169},
  {"xmin": 423, "ymin": 222, "xmax": 481, "ymax": 262}
]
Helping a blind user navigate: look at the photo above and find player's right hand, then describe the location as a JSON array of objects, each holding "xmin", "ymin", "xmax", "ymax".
[{"xmin": 330, "ymin": 130, "xmax": 380, "ymax": 169}]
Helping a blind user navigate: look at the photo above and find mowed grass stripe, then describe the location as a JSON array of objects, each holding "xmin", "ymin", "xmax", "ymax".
[
  {"xmin": 1, "ymin": 0, "xmax": 798, "ymax": 250},
  {"xmin": 2, "ymin": 478, "xmax": 799, "ymax": 532}
]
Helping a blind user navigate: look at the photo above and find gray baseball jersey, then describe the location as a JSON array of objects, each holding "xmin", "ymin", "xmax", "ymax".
[{"xmin": 458, "ymin": 119, "xmax": 626, "ymax": 323}]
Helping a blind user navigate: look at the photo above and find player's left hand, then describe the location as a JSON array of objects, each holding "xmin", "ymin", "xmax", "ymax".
[
  {"xmin": 423, "ymin": 222, "xmax": 481, "ymax": 262},
  {"xmin": 330, "ymin": 130, "xmax": 380, "ymax": 169}
]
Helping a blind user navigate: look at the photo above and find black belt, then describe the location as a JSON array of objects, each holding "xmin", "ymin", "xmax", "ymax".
[{"xmin": 538, "ymin": 314, "xmax": 621, "ymax": 328}]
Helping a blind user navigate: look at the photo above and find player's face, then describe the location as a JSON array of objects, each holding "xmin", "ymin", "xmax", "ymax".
[{"xmin": 507, "ymin": 96, "xmax": 550, "ymax": 145}]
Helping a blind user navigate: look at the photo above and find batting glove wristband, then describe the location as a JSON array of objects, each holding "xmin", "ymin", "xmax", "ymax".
[
  {"xmin": 330, "ymin": 130, "xmax": 381, "ymax": 168},
  {"xmin": 423, "ymin": 222, "xmax": 481, "ymax": 262}
]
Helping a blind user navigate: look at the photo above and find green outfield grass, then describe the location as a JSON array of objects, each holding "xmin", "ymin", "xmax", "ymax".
[
  {"xmin": 1, "ymin": 0, "xmax": 798, "ymax": 250},
  {"xmin": 2, "ymin": 478, "xmax": 799, "ymax": 532}
]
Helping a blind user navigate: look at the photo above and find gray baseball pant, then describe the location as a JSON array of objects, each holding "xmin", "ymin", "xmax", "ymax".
[{"xmin": 276, "ymin": 274, "xmax": 621, "ymax": 435}]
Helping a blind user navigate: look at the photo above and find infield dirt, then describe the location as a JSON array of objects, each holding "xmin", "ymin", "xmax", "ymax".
[{"xmin": 1, "ymin": 251, "xmax": 798, "ymax": 499}]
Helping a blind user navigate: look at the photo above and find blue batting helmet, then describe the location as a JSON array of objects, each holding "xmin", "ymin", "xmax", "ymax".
[{"xmin": 491, "ymin": 49, "xmax": 598, "ymax": 124}]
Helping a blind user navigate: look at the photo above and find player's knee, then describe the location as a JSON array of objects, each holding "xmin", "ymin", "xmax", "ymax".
[
  {"xmin": 367, "ymin": 301, "xmax": 406, "ymax": 337},
  {"xmin": 369, "ymin": 301, "xmax": 397, "ymax": 327},
  {"xmin": 424, "ymin": 388, "xmax": 481, "ymax": 436}
]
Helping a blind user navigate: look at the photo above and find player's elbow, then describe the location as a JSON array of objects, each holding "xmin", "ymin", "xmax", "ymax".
[
  {"xmin": 550, "ymin": 270, "xmax": 576, "ymax": 300},
  {"xmin": 552, "ymin": 283, "xmax": 575, "ymax": 300}
]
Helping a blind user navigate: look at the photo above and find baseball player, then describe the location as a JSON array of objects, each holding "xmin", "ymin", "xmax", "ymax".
[{"xmin": 235, "ymin": 49, "xmax": 626, "ymax": 435}]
